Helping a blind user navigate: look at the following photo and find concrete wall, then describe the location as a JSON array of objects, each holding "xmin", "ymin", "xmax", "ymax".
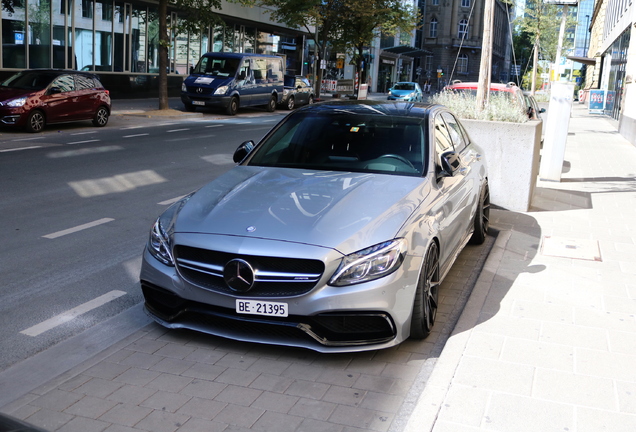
[{"xmin": 462, "ymin": 119, "xmax": 543, "ymax": 212}]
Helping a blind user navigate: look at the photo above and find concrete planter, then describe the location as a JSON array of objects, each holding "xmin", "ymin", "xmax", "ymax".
[{"xmin": 461, "ymin": 119, "xmax": 542, "ymax": 212}]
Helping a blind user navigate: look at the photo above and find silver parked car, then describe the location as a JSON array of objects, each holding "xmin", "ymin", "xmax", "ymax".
[{"xmin": 140, "ymin": 101, "xmax": 489, "ymax": 353}]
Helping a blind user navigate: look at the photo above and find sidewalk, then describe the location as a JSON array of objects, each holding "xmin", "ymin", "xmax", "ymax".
[
  {"xmin": 406, "ymin": 102, "xmax": 636, "ymax": 431},
  {"xmin": 1, "ymin": 101, "xmax": 635, "ymax": 432}
]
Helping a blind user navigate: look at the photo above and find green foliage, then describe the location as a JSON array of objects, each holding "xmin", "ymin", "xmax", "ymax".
[
  {"xmin": 170, "ymin": 0, "xmax": 224, "ymax": 35},
  {"xmin": 431, "ymin": 92, "xmax": 529, "ymax": 123}
]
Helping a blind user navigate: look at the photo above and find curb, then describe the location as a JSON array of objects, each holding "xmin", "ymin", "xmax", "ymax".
[{"xmin": 403, "ymin": 229, "xmax": 512, "ymax": 432}]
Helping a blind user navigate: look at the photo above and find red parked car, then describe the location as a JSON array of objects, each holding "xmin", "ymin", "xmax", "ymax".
[{"xmin": 0, "ymin": 69, "xmax": 111, "ymax": 132}]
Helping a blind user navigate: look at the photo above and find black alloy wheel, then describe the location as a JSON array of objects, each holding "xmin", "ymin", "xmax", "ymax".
[
  {"xmin": 410, "ymin": 242, "xmax": 440, "ymax": 339},
  {"xmin": 469, "ymin": 180, "xmax": 490, "ymax": 245}
]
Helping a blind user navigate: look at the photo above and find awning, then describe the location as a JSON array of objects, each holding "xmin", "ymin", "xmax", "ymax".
[
  {"xmin": 566, "ymin": 55, "xmax": 596, "ymax": 65},
  {"xmin": 381, "ymin": 45, "xmax": 432, "ymax": 57}
]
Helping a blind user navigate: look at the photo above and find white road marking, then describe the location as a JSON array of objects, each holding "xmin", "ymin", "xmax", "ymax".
[
  {"xmin": 71, "ymin": 131, "xmax": 95, "ymax": 136},
  {"xmin": 67, "ymin": 139, "xmax": 100, "ymax": 145},
  {"xmin": 205, "ymin": 124, "xmax": 223, "ymax": 128},
  {"xmin": 11, "ymin": 136, "xmax": 45, "ymax": 141},
  {"xmin": 167, "ymin": 128, "xmax": 190, "ymax": 133},
  {"xmin": 43, "ymin": 218, "xmax": 114, "ymax": 239},
  {"xmin": 20, "ymin": 290, "xmax": 127, "ymax": 337},
  {"xmin": 0, "ymin": 146, "xmax": 42, "ymax": 152},
  {"xmin": 123, "ymin": 133, "xmax": 149, "ymax": 138}
]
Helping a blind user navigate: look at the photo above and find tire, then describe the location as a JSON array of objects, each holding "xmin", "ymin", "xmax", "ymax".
[
  {"xmin": 266, "ymin": 95, "xmax": 277, "ymax": 112},
  {"xmin": 226, "ymin": 97, "xmax": 239, "ymax": 116},
  {"xmin": 286, "ymin": 96, "xmax": 295, "ymax": 110},
  {"xmin": 183, "ymin": 102, "xmax": 195, "ymax": 112},
  {"xmin": 410, "ymin": 242, "xmax": 440, "ymax": 339},
  {"xmin": 469, "ymin": 180, "xmax": 490, "ymax": 245},
  {"xmin": 92, "ymin": 106, "xmax": 109, "ymax": 127},
  {"xmin": 25, "ymin": 110, "xmax": 45, "ymax": 133}
]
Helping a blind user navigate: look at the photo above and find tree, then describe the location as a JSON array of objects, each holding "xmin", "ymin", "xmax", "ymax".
[
  {"xmin": 335, "ymin": 0, "xmax": 419, "ymax": 86},
  {"xmin": 241, "ymin": 0, "xmax": 417, "ymax": 95},
  {"xmin": 517, "ymin": 0, "xmax": 576, "ymax": 94},
  {"xmin": 155, "ymin": 0, "xmax": 223, "ymax": 109}
]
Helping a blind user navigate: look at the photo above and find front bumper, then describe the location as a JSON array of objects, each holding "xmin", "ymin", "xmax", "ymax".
[
  {"xmin": 181, "ymin": 93, "xmax": 232, "ymax": 109},
  {"xmin": 140, "ymin": 235, "xmax": 421, "ymax": 353}
]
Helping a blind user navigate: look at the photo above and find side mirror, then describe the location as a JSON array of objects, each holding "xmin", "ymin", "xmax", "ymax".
[
  {"xmin": 48, "ymin": 86, "xmax": 62, "ymax": 95},
  {"xmin": 233, "ymin": 140, "xmax": 255, "ymax": 163},
  {"xmin": 189, "ymin": 66, "xmax": 194, "ymax": 74},
  {"xmin": 539, "ymin": 108, "xmax": 546, "ymax": 113},
  {"xmin": 439, "ymin": 151, "xmax": 461, "ymax": 177}
]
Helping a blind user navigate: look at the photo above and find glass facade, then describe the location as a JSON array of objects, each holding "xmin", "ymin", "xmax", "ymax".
[{"xmin": 1, "ymin": 0, "xmax": 305, "ymax": 96}]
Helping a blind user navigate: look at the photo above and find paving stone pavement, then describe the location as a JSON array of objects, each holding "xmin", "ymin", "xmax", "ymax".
[
  {"xmin": 404, "ymin": 102, "xmax": 636, "ymax": 432},
  {"xmin": 0, "ymin": 233, "xmax": 492, "ymax": 432}
]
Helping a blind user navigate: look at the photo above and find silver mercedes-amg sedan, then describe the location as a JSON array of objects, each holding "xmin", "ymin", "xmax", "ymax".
[{"xmin": 140, "ymin": 101, "xmax": 489, "ymax": 352}]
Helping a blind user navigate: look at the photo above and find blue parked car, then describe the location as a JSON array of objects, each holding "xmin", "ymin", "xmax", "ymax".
[{"xmin": 387, "ymin": 82, "xmax": 423, "ymax": 102}]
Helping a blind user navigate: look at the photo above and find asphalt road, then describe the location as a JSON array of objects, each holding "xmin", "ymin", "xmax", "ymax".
[{"xmin": 0, "ymin": 111, "xmax": 286, "ymax": 370}]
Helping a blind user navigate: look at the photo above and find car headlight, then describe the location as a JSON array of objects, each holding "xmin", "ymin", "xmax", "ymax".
[
  {"xmin": 6, "ymin": 97, "xmax": 27, "ymax": 107},
  {"xmin": 147, "ymin": 193, "xmax": 194, "ymax": 266},
  {"xmin": 214, "ymin": 85, "xmax": 228, "ymax": 95},
  {"xmin": 181, "ymin": 83, "xmax": 186, "ymax": 92},
  {"xmin": 329, "ymin": 239, "xmax": 407, "ymax": 286}
]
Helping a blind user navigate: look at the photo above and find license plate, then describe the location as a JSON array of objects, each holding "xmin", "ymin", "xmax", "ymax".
[
  {"xmin": 236, "ymin": 300, "xmax": 288, "ymax": 317},
  {"xmin": 192, "ymin": 100, "xmax": 205, "ymax": 106}
]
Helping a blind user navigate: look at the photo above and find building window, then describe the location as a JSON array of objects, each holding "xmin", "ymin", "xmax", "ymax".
[
  {"xmin": 458, "ymin": 54, "xmax": 468, "ymax": 74},
  {"xmin": 461, "ymin": 0, "xmax": 470, "ymax": 7},
  {"xmin": 425, "ymin": 55, "xmax": 433, "ymax": 72},
  {"xmin": 458, "ymin": 19, "xmax": 468, "ymax": 39},
  {"xmin": 432, "ymin": 0, "xmax": 439, "ymax": 5},
  {"xmin": 82, "ymin": 0, "xmax": 93, "ymax": 18},
  {"xmin": 101, "ymin": 0, "xmax": 113, "ymax": 21},
  {"xmin": 430, "ymin": 18, "xmax": 438, "ymax": 38}
]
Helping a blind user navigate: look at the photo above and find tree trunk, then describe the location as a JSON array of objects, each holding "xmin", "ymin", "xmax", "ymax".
[
  {"xmin": 158, "ymin": 0, "xmax": 169, "ymax": 110},
  {"xmin": 531, "ymin": 35, "xmax": 539, "ymax": 96}
]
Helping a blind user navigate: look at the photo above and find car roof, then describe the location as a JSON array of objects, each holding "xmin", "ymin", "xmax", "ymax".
[
  {"xmin": 295, "ymin": 100, "xmax": 440, "ymax": 118},
  {"xmin": 446, "ymin": 81, "xmax": 521, "ymax": 92},
  {"xmin": 19, "ymin": 68, "xmax": 101, "ymax": 79}
]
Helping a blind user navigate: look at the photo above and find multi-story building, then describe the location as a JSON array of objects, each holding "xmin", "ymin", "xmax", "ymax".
[
  {"xmin": 0, "ymin": 0, "xmax": 309, "ymax": 98},
  {"xmin": 414, "ymin": 0, "xmax": 514, "ymax": 92}
]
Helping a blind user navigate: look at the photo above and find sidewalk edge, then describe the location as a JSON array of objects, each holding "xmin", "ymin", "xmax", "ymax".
[{"xmin": 402, "ymin": 229, "xmax": 512, "ymax": 432}]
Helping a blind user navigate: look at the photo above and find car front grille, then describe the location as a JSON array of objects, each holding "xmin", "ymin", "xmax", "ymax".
[
  {"xmin": 186, "ymin": 86, "xmax": 214, "ymax": 95},
  {"xmin": 141, "ymin": 281, "xmax": 396, "ymax": 348},
  {"xmin": 173, "ymin": 245, "xmax": 325, "ymax": 297}
]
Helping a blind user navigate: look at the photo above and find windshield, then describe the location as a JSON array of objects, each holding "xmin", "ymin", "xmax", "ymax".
[
  {"xmin": 192, "ymin": 56, "xmax": 240, "ymax": 77},
  {"xmin": 248, "ymin": 110, "xmax": 427, "ymax": 177},
  {"xmin": 1, "ymin": 71, "xmax": 57, "ymax": 90},
  {"xmin": 394, "ymin": 83, "xmax": 416, "ymax": 91}
]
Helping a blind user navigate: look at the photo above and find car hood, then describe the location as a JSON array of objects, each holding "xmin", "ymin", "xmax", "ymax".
[
  {"xmin": 0, "ymin": 87, "xmax": 38, "ymax": 102},
  {"xmin": 185, "ymin": 75, "xmax": 233, "ymax": 89},
  {"xmin": 174, "ymin": 166, "xmax": 430, "ymax": 253},
  {"xmin": 390, "ymin": 89, "xmax": 415, "ymax": 96}
]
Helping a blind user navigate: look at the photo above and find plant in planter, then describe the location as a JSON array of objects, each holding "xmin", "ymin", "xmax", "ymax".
[{"xmin": 431, "ymin": 91, "xmax": 542, "ymax": 212}]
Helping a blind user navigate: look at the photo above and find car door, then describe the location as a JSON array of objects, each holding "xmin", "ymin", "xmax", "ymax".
[
  {"xmin": 42, "ymin": 74, "xmax": 77, "ymax": 123},
  {"xmin": 440, "ymin": 111, "xmax": 480, "ymax": 242},
  {"xmin": 295, "ymin": 78, "xmax": 310, "ymax": 105},
  {"xmin": 430, "ymin": 112, "xmax": 470, "ymax": 267},
  {"xmin": 73, "ymin": 74, "xmax": 100, "ymax": 119},
  {"xmin": 236, "ymin": 58, "xmax": 254, "ymax": 105}
]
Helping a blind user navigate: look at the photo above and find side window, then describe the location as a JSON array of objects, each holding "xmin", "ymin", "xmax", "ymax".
[
  {"xmin": 441, "ymin": 112, "xmax": 468, "ymax": 153},
  {"xmin": 252, "ymin": 58, "xmax": 267, "ymax": 83},
  {"xmin": 74, "ymin": 74, "xmax": 95, "ymax": 90},
  {"xmin": 52, "ymin": 75, "xmax": 75, "ymax": 92},
  {"xmin": 238, "ymin": 60, "xmax": 250, "ymax": 81},
  {"xmin": 434, "ymin": 115, "xmax": 454, "ymax": 155}
]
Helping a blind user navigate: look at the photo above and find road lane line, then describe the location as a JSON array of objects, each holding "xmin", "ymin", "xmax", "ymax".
[
  {"xmin": 167, "ymin": 128, "xmax": 190, "ymax": 133},
  {"xmin": 11, "ymin": 137, "xmax": 45, "ymax": 141},
  {"xmin": 205, "ymin": 124, "xmax": 223, "ymax": 128},
  {"xmin": 0, "ymin": 146, "xmax": 42, "ymax": 152},
  {"xmin": 67, "ymin": 139, "xmax": 100, "ymax": 145},
  {"xmin": 20, "ymin": 290, "xmax": 127, "ymax": 337},
  {"xmin": 123, "ymin": 133, "xmax": 149, "ymax": 138},
  {"xmin": 43, "ymin": 218, "xmax": 114, "ymax": 239}
]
